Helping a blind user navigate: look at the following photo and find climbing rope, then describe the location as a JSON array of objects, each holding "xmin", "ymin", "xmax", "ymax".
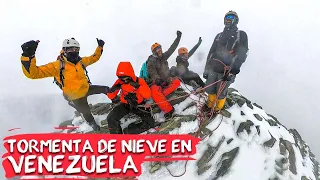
[{"xmin": 151, "ymin": 59, "xmax": 233, "ymax": 177}]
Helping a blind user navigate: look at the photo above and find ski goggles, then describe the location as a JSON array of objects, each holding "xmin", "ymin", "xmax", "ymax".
[
  {"xmin": 65, "ymin": 47, "xmax": 80, "ymax": 53},
  {"xmin": 118, "ymin": 76, "xmax": 132, "ymax": 82},
  {"xmin": 225, "ymin": 14, "xmax": 235, "ymax": 20}
]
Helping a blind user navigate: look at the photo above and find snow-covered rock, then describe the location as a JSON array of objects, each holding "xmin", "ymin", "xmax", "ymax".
[{"xmin": 22, "ymin": 87, "xmax": 320, "ymax": 180}]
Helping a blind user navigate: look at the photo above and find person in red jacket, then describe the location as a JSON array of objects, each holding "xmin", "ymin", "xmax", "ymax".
[{"xmin": 107, "ymin": 61, "xmax": 155, "ymax": 134}]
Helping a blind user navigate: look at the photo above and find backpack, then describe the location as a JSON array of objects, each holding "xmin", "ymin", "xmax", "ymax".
[
  {"xmin": 53, "ymin": 56, "xmax": 91, "ymax": 89},
  {"xmin": 216, "ymin": 30, "xmax": 240, "ymax": 52},
  {"xmin": 139, "ymin": 61, "xmax": 149, "ymax": 81},
  {"xmin": 215, "ymin": 30, "xmax": 241, "ymax": 68}
]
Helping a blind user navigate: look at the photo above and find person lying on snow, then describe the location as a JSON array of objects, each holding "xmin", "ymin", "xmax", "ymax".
[
  {"xmin": 106, "ymin": 62, "xmax": 155, "ymax": 134},
  {"xmin": 147, "ymin": 30, "xmax": 182, "ymax": 119},
  {"xmin": 20, "ymin": 37, "xmax": 108, "ymax": 131},
  {"xmin": 203, "ymin": 10, "xmax": 249, "ymax": 113},
  {"xmin": 169, "ymin": 37, "xmax": 205, "ymax": 89}
]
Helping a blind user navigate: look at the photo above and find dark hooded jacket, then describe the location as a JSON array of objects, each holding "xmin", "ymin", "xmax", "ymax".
[
  {"xmin": 170, "ymin": 41, "xmax": 201, "ymax": 76},
  {"xmin": 205, "ymin": 26, "xmax": 248, "ymax": 75},
  {"xmin": 147, "ymin": 36, "xmax": 181, "ymax": 82}
]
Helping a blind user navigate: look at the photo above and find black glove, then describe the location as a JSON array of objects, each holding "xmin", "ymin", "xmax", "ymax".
[
  {"xmin": 203, "ymin": 73, "xmax": 208, "ymax": 79},
  {"xmin": 129, "ymin": 80, "xmax": 140, "ymax": 89},
  {"xmin": 96, "ymin": 38, "xmax": 105, "ymax": 47},
  {"xmin": 177, "ymin": 30, "xmax": 182, "ymax": 37},
  {"xmin": 155, "ymin": 78, "xmax": 166, "ymax": 86},
  {"xmin": 170, "ymin": 68, "xmax": 177, "ymax": 76},
  {"xmin": 198, "ymin": 37, "xmax": 202, "ymax": 44},
  {"xmin": 105, "ymin": 86, "xmax": 110, "ymax": 93},
  {"xmin": 222, "ymin": 73, "xmax": 233, "ymax": 81},
  {"xmin": 111, "ymin": 95, "xmax": 121, "ymax": 104},
  {"xmin": 21, "ymin": 40, "xmax": 39, "ymax": 57},
  {"xmin": 109, "ymin": 83, "xmax": 121, "ymax": 93},
  {"xmin": 124, "ymin": 93, "xmax": 138, "ymax": 108}
]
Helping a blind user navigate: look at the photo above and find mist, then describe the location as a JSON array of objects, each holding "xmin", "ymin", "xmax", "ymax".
[{"xmin": 1, "ymin": 0, "xmax": 319, "ymax": 178}]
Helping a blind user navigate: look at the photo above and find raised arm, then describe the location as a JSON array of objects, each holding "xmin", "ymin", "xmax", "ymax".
[
  {"xmin": 80, "ymin": 38, "xmax": 105, "ymax": 67},
  {"xmin": 188, "ymin": 37, "xmax": 202, "ymax": 58},
  {"xmin": 163, "ymin": 31, "xmax": 182, "ymax": 60},
  {"xmin": 20, "ymin": 40, "xmax": 58, "ymax": 79},
  {"xmin": 107, "ymin": 79, "xmax": 122, "ymax": 100}
]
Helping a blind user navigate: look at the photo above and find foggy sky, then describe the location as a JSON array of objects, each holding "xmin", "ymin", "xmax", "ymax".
[{"xmin": 0, "ymin": 0, "xmax": 319, "ymax": 178}]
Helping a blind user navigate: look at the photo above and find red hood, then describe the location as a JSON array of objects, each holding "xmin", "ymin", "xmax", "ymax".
[{"xmin": 116, "ymin": 62, "xmax": 137, "ymax": 81}]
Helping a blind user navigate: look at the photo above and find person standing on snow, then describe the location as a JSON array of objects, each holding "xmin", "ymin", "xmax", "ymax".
[
  {"xmin": 106, "ymin": 62, "xmax": 155, "ymax": 134},
  {"xmin": 203, "ymin": 10, "xmax": 249, "ymax": 113},
  {"xmin": 20, "ymin": 38, "xmax": 108, "ymax": 131},
  {"xmin": 147, "ymin": 31, "xmax": 182, "ymax": 119},
  {"xmin": 169, "ymin": 37, "xmax": 205, "ymax": 89}
]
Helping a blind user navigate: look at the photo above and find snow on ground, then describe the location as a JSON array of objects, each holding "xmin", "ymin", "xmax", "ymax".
[
  {"xmin": 138, "ymin": 91, "xmax": 317, "ymax": 180},
  {"xmin": 66, "ymin": 89, "xmax": 317, "ymax": 180}
]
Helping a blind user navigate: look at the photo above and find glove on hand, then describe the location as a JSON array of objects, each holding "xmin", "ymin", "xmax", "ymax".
[
  {"xmin": 203, "ymin": 73, "xmax": 208, "ymax": 79},
  {"xmin": 198, "ymin": 37, "xmax": 202, "ymax": 44},
  {"xmin": 222, "ymin": 73, "xmax": 233, "ymax": 81},
  {"xmin": 155, "ymin": 79, "xmax": 167, "ymax": 87},
  {"xmin": 177, "ymin": 30, "xmax": 182, "ymax": 37},
  {"xmin": 96, "ymin": 38, "xmax": 105, "ymax": 47},
  {"xmin": 21, "ymin": 40, "xmax": 39, "ymax": 57},
  {"xmin": 129, "ymin": 80, "xmax": 140, "ymax": 89}
]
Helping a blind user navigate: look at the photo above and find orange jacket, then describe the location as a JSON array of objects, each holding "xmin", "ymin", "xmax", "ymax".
[
  {"xmin": 107, "ymin": 62, "xmax": 151, "ymax": 104},
  {"xmin": 21, "ymin": 46, "xmax": 103, "ymax": 100}
]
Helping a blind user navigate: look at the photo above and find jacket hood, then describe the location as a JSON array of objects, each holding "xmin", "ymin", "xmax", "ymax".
[{"xmin": 116, "ymin": 61, "xmax": 137, "ymax": 81}]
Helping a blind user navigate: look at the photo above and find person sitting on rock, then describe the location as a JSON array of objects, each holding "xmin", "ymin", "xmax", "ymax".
[
  {"xmin": 169, "ymin": 37, "xmax": 205, "ymax": 89},
  {"xmin": 146, "ymin": 31, "xmax": 182, "ymax": 119},
  {"xmin": 203, "ymin": 10, "xmax": 249, "ymax": 113},
  {"xmin": 20, "ymin": 38, "xmax": 108, "ymax": 131},
  {"xmin": 106, "ymin": 61, "xmax": 155, "ymax": 134}
]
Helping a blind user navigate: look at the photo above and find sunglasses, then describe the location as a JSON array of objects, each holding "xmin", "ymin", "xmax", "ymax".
[
  {"xmin": 65, "ymin": 47, "xmax": 80, "ymax": 53},
  {"xmin": 180, "ymin": 53, "xmax": 189, "ymax": 58},
  {"xmin": 118, "ymin": 76, "xmax": 131, "ymax": 82},
  {"xmin": 225, "ymin": 15, "xmax": 235, "ymax": 20},
  {"xmin": 153, "ymin": 46, "xmax": 162, "ymax": 53}
]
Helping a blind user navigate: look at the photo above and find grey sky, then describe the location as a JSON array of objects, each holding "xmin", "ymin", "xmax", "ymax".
[{"xmin": 1, "ymin": 0, "xmax": 319, "ymax": 178}]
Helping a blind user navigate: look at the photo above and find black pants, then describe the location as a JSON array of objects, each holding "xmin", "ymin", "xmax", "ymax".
[
  {"xmin": 107, "ymin": 103, "xmax": 155, "ymax": 134},
  {"xmin": 181, "ymin": 70, "xmax": 205, "ymax": 88},
  {"xmin": 66, "ymin": 85, "xmax": 108, "ymax": 124}
]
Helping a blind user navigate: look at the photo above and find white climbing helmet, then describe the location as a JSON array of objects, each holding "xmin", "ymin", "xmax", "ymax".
[{"xmin": 62, "ymin": 37, "xmax": 80, "ymax": 48}]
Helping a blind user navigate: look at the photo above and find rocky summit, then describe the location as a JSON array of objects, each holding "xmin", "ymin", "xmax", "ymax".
[{"xmin": 25, "ymin": 87, "xmax": 320, "ymax": 180}]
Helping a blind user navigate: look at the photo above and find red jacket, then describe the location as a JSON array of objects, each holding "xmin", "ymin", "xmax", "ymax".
[{"xmin": 107, "ymin": 62, "xmax": 151, "ymax": 104}]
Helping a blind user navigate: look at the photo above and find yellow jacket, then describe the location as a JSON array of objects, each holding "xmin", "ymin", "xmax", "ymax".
[{"xmin": 21, "ymin": 46, "xmax": 103, "ymax": 100}]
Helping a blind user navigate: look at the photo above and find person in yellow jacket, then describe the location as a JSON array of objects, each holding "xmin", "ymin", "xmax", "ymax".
[{"xmin": 20, "ymin": 37, "xmax": 108, "ymax": 131}]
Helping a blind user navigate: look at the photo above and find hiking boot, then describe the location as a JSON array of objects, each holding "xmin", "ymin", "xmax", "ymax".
[
  {"xmin": 164, "ymin": 108, "xmax": 175, "ymax": 119},
  {"xmin": 109, "ymin": 127, "xmax": 123, "ymax": 134},
  {"xmin": 88, "ymin": 121, "xmax": 101, "ymax": 131},
  {"xmin": 124, "ymin": 122, "xmax": 152, "ymax": 134}
]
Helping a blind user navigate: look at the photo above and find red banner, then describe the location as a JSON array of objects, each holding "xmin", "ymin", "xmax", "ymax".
[{"xmin": 2, "ymin": 133, "xmax": 200, "ymax": 179}]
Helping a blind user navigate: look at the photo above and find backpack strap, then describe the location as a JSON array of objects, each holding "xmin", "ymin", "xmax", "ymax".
[
  {"xmin": 226, "ymin": 31, "xmax": 240, "ymax": 72},
  {"xmin": 53, "ymin": 56, "xmax": 65, "ymax": 89},
  {"xmin": 80, "ymin": 60, "xmax": 92, "ymax": 85},
  {"xmin": 231, "ymin": 30, "xmax": 241, "ymax": 51}
]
